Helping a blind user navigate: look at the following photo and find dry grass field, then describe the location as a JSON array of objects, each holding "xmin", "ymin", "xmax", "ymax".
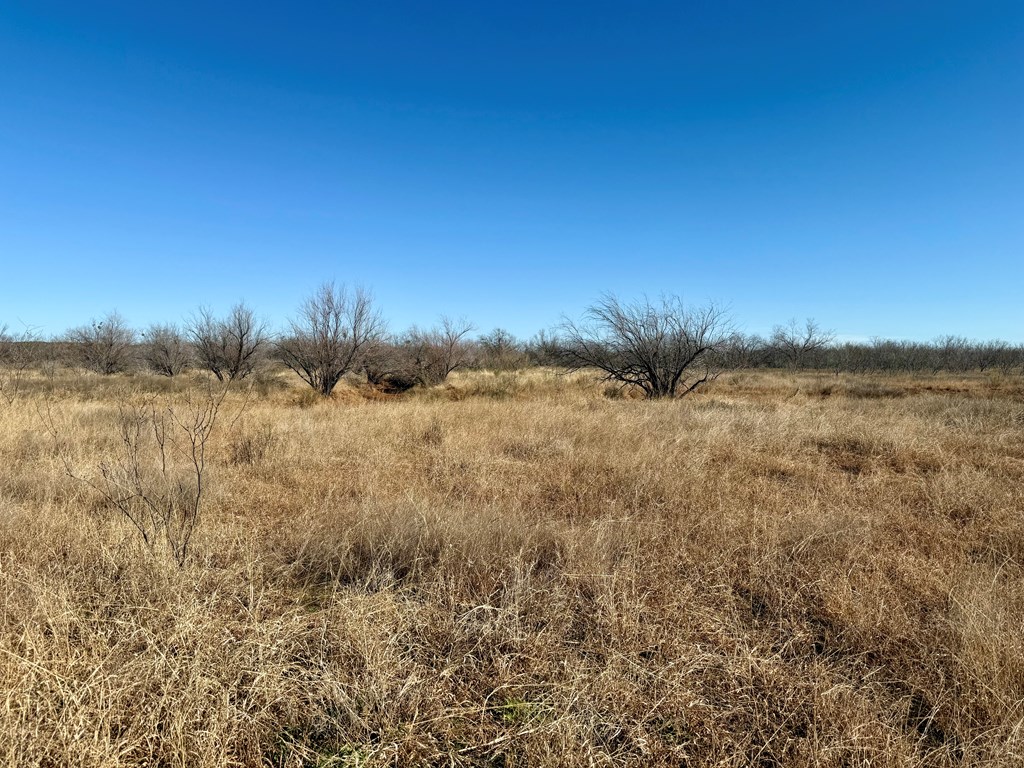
[{"xmin": 1, "ymin": 368, "xmax": 1023, "ymax": 767}]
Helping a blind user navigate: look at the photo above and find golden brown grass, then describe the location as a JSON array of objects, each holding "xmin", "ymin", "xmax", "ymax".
[{"xmin": 1, "ymin": 368, "xmax": 1022, "ymax": 766}]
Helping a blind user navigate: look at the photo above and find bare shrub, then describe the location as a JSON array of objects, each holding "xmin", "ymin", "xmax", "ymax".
[
  {"xmin": 561, "ymin": 294, "xmax": 731, "ymax": 398},
  {"xmin": 141, "ymin": 323, "xmax": 191, "ymax": 377},
  {"xmin": 187, "ymin": 302, "xmax": 270, "ymax": 381},
  {"xmin": 65, "ymin": 311, "xmax": 137, "ymax": 374},
  {"xmin": 277, "ymin": 283, "xmax": 387, "ymax": 397},
  {"xmin": 477, "ymin": 328, "xmax": 528, "ymax": 371},
  {"xmin": 48, "ymin": 386, "xmax": 230, "ymax": 565},
  {"xmin": 525, "ymin": 329, "xmax": 564, "ymax": 367},
  {"xmin": 718, "ymin": 332, "xmax": 768, "ymax": 370},
  {"xmin": 361, "ymin": 317, "xmax": 474, "ymax": 394},
  {"xmin": 770, "ymin": 318, "xmax": 835, "ymax": 369},
  {"xmin": 363, "ymin": 346, "xmax": 420, "ymax": 394},
  {"xmin": 0, "ymin": 324, "xmax": 40, "ymax": 405},
  {"xmin": 402, "ymin": 316, "xmax": 475, "ymax": 386}
]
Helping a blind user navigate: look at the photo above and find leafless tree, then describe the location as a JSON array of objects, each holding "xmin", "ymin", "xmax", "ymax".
[
  {"xmin": 362, "ymin": 341, "xmax": 421, "ymax": 394},
  {"xmin": 561, "ymin": 294, "xmax": 731, "ymax": 398},
  {"xmin": 141, "ymin": 323, "xmax": 191, "ymax": 377},
  {"xmin": 0, "ymin": 324, "xmax": 11, "ymax": 359},
  {"xmin": 187, "ymin": 302, "xmax": 269, "ymax": 381},
  {"xmin": 978, "ymin": 340, "xmax": 1020, "ymax": 375},
  {"xmin": 66, "ymin": 312, "xmax": 137, "ymax": 374},
  {"xmin": 402, "ymin": 316, "xmax": 476, "ymax": 386},
  {"xmin": 771, "ymin": 318, "xmax": 835, "ymax": 369},
  {"xmin": 933, "ymin": 335, "xmax": 973, "ymax": 373},
  {"xmin": 277, "ymin": 283, "xmax": 387, "ymax": 397},
  {"xmin": 477, "ymin": 328, "xmax": 527, "ymax": 371},
  {"xmin": 526, "ymin": 329, "xmax": 563, "ymax": 367},
  {"xmin": 0, "ymin": 324, "xmax": 40, "ymax": 404},
  {"xmin": 718, "ymin": 332, "xmax": 767, "ymax": 370}
]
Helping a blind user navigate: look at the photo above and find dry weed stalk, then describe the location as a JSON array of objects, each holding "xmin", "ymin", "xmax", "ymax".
[{"xmin": 43, "ymin": 383, "xmax": 239, "ymax": 565}]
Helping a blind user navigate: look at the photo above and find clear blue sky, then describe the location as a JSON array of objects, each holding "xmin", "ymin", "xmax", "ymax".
[{"xmin": 1, "ymin": 1, "xmax": 1021, "ymax": 341}]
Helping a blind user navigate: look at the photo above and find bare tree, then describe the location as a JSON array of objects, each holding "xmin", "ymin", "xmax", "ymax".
[
  {"xmin": 477, "ymin": 328, "xmax": 527, "ymax": 371},
  {"xmin": 187, "ymin": 302, "xmax": 269, "ymax": 381},
  {"xmin": 561, "ymin": 294, "xmax": 730, "ymax": 398},
  {"xmin": 718, "ymin": 332, "xmax": 767, "ymax": 370},
  {"xmin": 770, "ymin": 318, "xmax": 835, "ymax": 369},
  {"xmin": 277, "ymin": 283, "xmax": 387, "ymax": 397},
  {"xmin": 362, "ymin": 340, "xmax": 421, "ymax": 394},
  {"xmin": 526, "ymin": 329, "xmax": 564, "ymax": 367},
  {"xmin": 978, "ymin": 340, "xmax": 1020, "ymax": 375},
  {"xmin": 66, "ymin": 312, "xmax": 137, "ymax": 374},
  {"xmin": 141, "ymin": 323, "xmax": 191, "ymax": 377},
  {"xmin": 933, "ymin": 335, "xmax": 973, "ymax": 373},
  {"xmin": 0, "ymin": 324, "xmax": 40, "ymax": 405},
  {"xmin": 403, "ymin": 316, "xmax": 476, "ymax": 386}
]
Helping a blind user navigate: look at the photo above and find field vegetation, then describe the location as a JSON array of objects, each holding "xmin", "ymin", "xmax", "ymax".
[{"xmin": 1, "ymin": 365, "xmax": 1022, "ymax": 766}]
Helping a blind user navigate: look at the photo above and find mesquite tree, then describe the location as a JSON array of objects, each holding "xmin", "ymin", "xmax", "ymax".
[
  {"xmin": 141, "ymin": 323, "xmax": 191, "ymax": 377},
  {"xmin": 770, "ymin": 318, "xmax": 835, "ymax": 369},
  {"xmin": 402, "ymin": 316, "xmax": 475, "ymax": 385},
  {"xmin": 278, "ymin": 283, "xmax": 386, "ymax": 397},
  {"xmin": 0, "ymin": 324, "xmax": 40, "ymax": 404},
  {"xmin": 561, "ymin": 294, "xmax": 730, "ymax": 399},
  {"xmin": 187, "ymin": 303, "xmax": 269, "ymax": 381},
  {"xmin": 66, "ymin": 312, "xmax": 137, "ymax": 374}
]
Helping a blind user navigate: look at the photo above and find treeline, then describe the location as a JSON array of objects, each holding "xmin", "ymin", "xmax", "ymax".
[
  {"xmin": 716, "ymin": 333, "xmax": 1024, "ymax": 374},
  {"xmin": 0, "ymin": 290, "xmax": 540, "ymax": 397},
  {"xmin": 2, "ymin": 289, "xmax": 1023, "ymax": 399}
]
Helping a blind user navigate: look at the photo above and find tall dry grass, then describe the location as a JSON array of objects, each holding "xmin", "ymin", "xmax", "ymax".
[{"xmin": 0, "ymin": 368, "xmax": 1022, "ymax": 766}]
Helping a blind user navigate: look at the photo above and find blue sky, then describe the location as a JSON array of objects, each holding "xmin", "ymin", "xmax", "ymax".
[{"xmin": 1, "ymin": 1, "xmax": 1021, "ymax": 341}]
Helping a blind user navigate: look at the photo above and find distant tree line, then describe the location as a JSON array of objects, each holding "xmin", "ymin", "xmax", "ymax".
[
  {"xmin": 2, "ymin": 287, "xmax": 1022, "ymax": 401},
  {"xmin": 715, "ymin": 322, "xmax": 1024, "ymax": 375}
]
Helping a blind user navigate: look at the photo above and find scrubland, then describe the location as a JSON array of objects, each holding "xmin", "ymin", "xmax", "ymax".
[{"xmin": 1, "ymin": 368, "xmax": 1022, "ymax": 767}]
